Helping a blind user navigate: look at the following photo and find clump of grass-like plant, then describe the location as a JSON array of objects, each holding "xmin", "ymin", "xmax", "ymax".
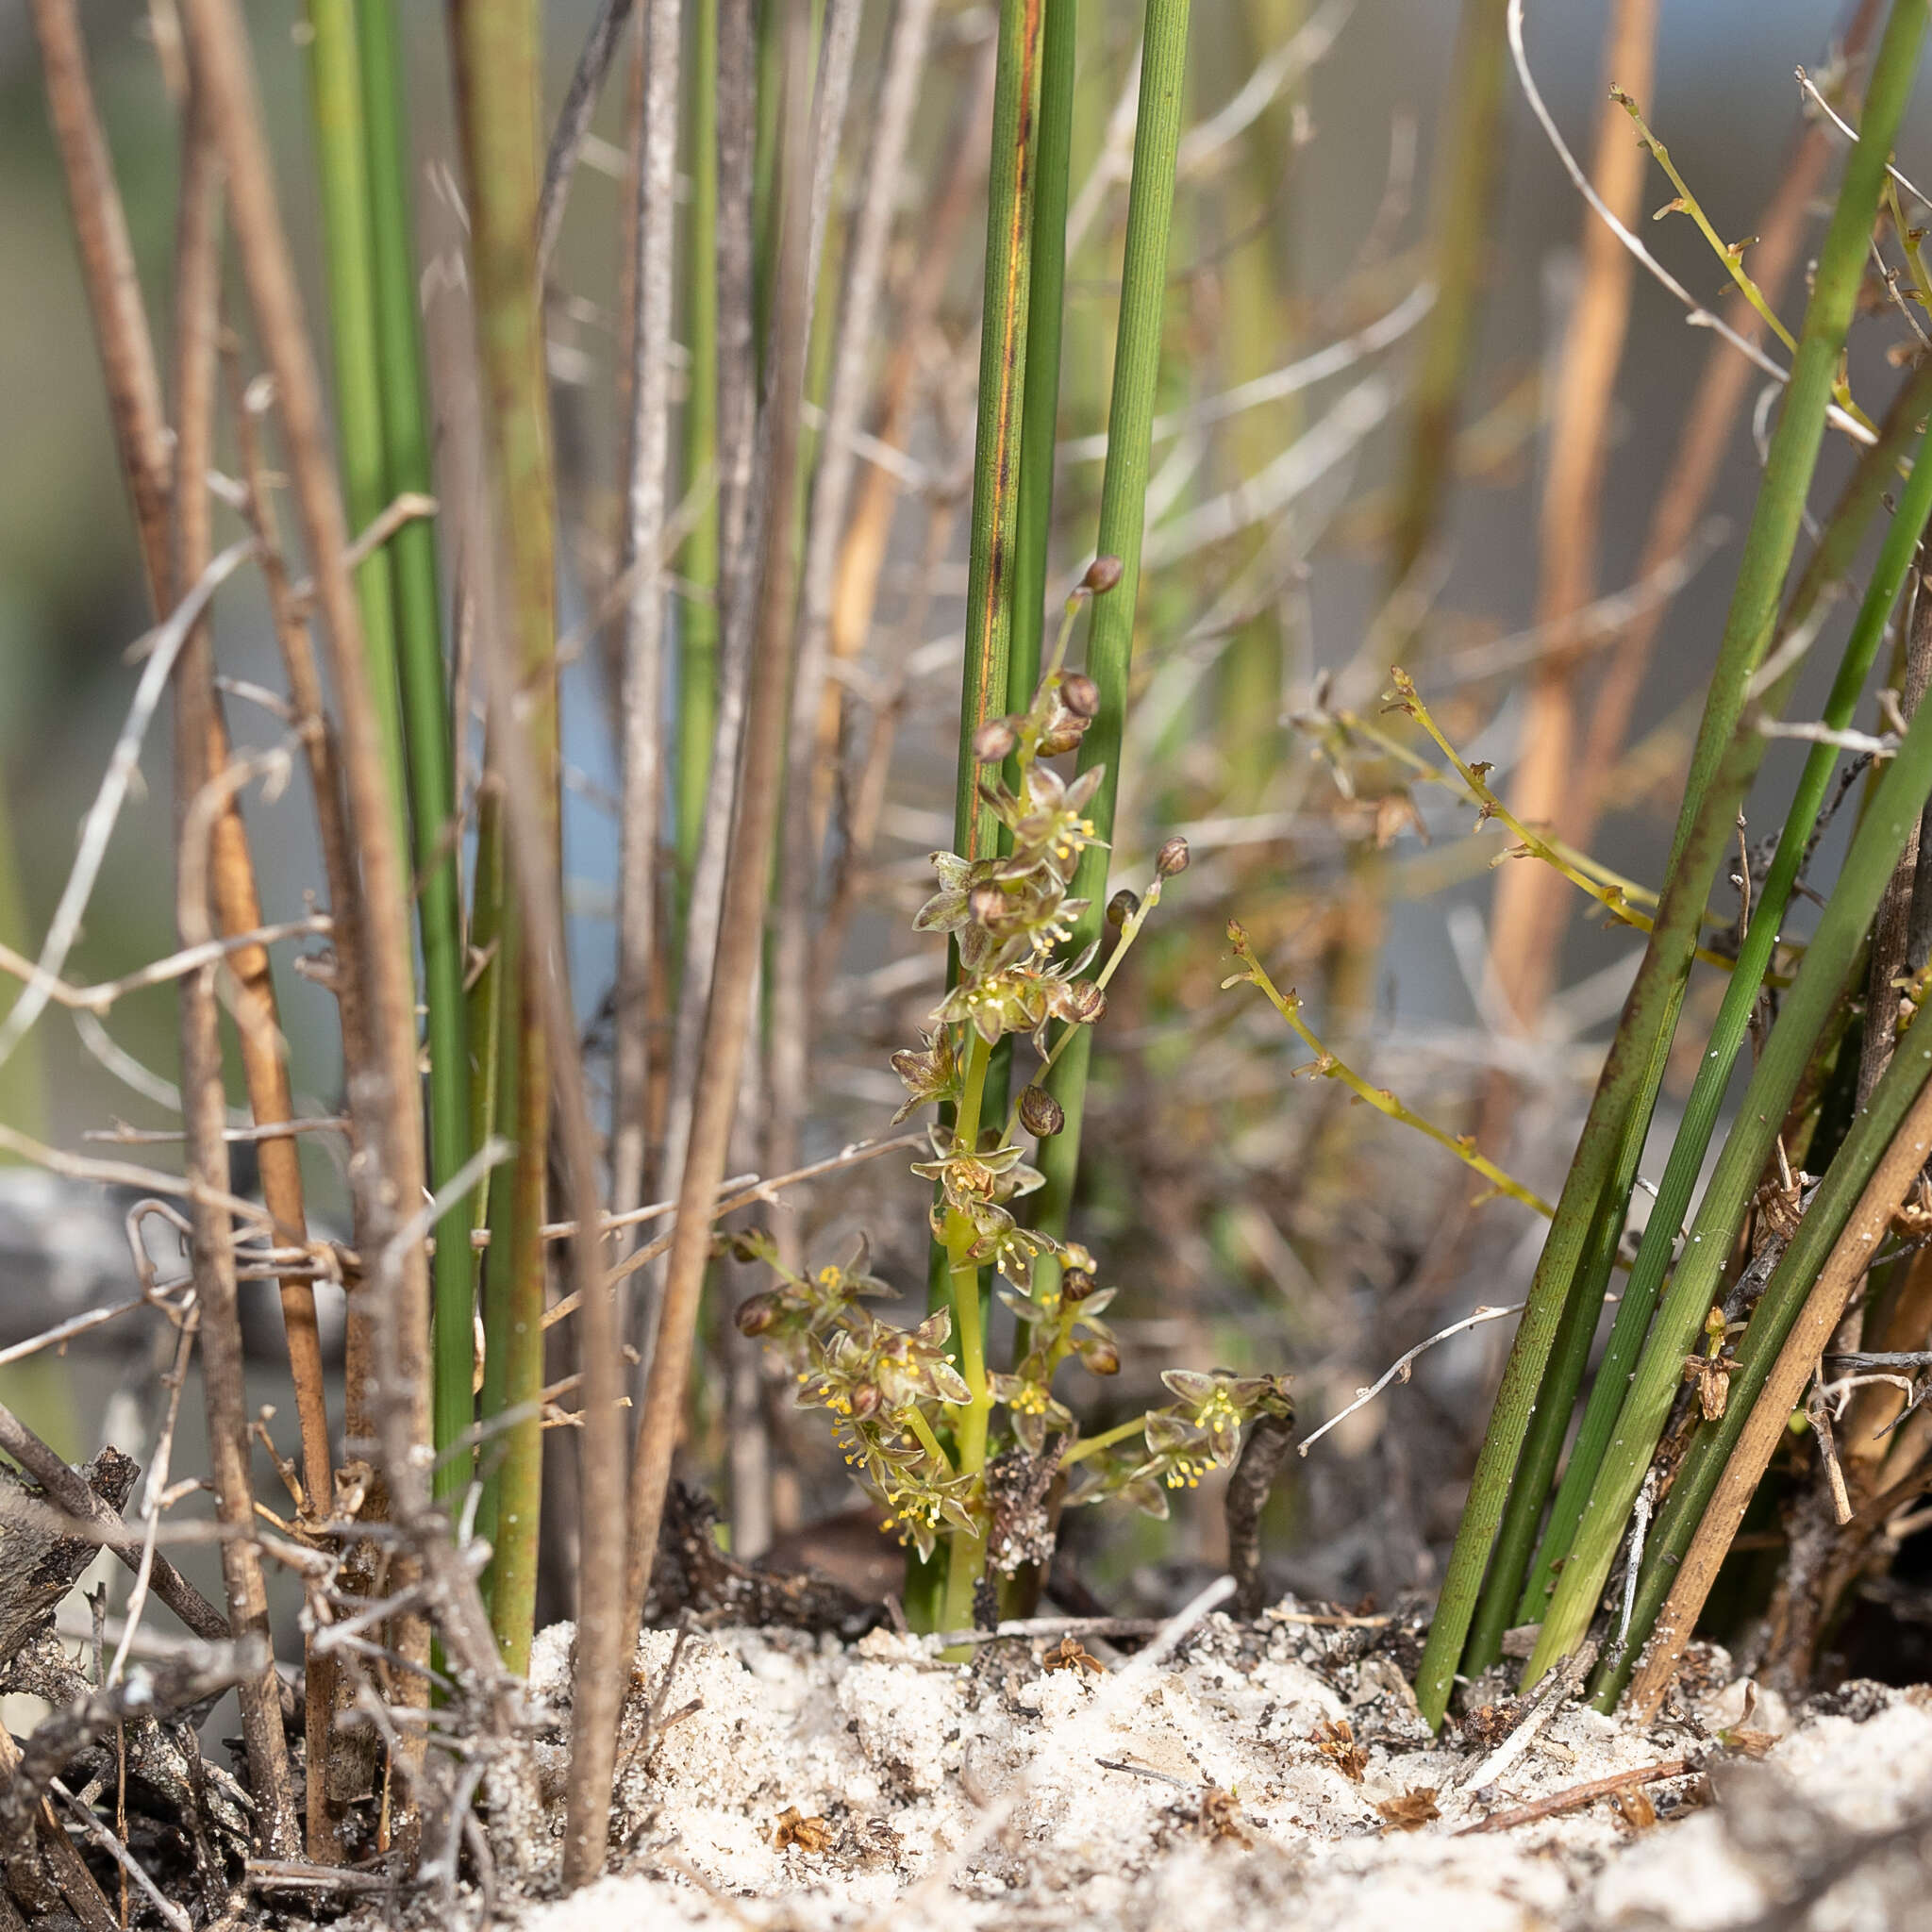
[{"xmin": 1413, "ymin": 0, "xmax": 1932, "ymax": 1727}]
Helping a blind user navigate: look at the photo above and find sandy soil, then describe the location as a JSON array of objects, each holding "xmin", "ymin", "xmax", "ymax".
[{"xmin": 442, "ymin": 1598, "xmax": 1932, "ymax": 1932}]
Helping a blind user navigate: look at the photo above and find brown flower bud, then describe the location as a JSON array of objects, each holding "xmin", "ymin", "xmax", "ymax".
[
  {"xmin": 1108, "ymin": 889, "xmax": 1140, "ymax": 928},
  {"xmin": 1083, "ymin": 554, "xmax": 1124, "ymax": 595},
  {"xmin": 1059, "ymin": 672, "xmax": 1101, "ymax": 719},
  {"xmin": 1156, "ymin": 835, "xmax": 1191, "ymax": 878},
  {"xmin": 1018, "ymin": 1085, "xmax": 1065, "ymax": 1138},
  {"xmin": 1079, "ymin": 1338, "xmax": 1122, "ymax": 1376},
  {"xmin": 974, "ymin": 716, "xmax": 1018, "ymax": 763},
  {"xmin": 848, "ymin": 1382, "xmax": 882, "ymax": 1421},
  {"xmin": 968, "ymin": 883, "xmax": 1006, "ymax": 926},
  {"xmin": 735, "ymin": 1291, "xmax": 781, "ymax": 1337},
  {"xmin": 1060, "ymin": 979, "xmax": 1107, "ymax": 1024},
  {"xmin": 1061, "ymin": 1266, "xmax": 1097, "ymax": 1302}
]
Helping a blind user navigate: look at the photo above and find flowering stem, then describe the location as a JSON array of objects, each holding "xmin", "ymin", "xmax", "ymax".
[
  {"xmin": 1379, "ymin": 675, "xmax": 1741, "ymax": 972},
  {"xmin": 1005, "ymin": 867, "xmax": 1166, "ymax": 1143},
  {"xmin": 940, "ymin": 1028, "xmax": 993, "ymax": 1633},
  {"xmin": 904, "ymin": 1406, "xmax": 956, "ymax": 1476},
  {"xmin": 1058, "ymin": 1412, "xmax": 1147, "ymax": 1469},
  {"xmin": 1227, "ymin": 923, "xmax": 1558, "ymax": 1223}
]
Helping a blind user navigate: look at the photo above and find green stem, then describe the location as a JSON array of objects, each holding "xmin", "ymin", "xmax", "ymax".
[
  {"xmin": 450, "ymin": 0, "xmax": 561, "ymax": 1676},
  {"xmin": 905, "ymin": 1406, "xmax": 956, "ymax": 1474},
  {"xmin": 1035, "ymin": 0, "xmax": 1193, "ymax": 1244},
  {"xmin": 475, "ymin": 899, "xmax": 524, "ymax": 1591},
  {"xmin": 357, "ymin": 0, "xmax": 475, "ymax": 1510},
  {"xmin": 1594, "ymin": 1004, "xmax": 1932, "ymax": 1711},
  {"xmin": 1413, "ymin": 0, "xmax": 1926, "ymax": 1726},
  {"xmin": 301, "ymin": 0, "xmax": 408, "ymax": 852},
  {"xmin": 953, "ymin": 0, "xmax": 1042, "ymax": 868},
  {"xmin": 927, "ymin": 0, "xmax": 1041, "ymax": 1341},
  {"xmin": 1005, "ymin": 0, "xmax": 1075, "ymax": 751},
  {"xmin": 1502, "ymin": 375, "xmax": 1932, "ymax": 1654},
  {"xmin": 938, "ymin": 1029, "xmax": 993, "ymax": 1635},
  {"xmin": 1059, "ymin": 1411, "xmax": 1153, "ymax": 1468}
]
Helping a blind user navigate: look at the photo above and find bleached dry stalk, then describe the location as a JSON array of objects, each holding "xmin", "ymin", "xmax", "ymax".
[
  {"xmin": 168, "ymin": 62, "xmax": 296, "ymax": 1854},
  {"xmin": 768, "ymin": 0, "xmax": 938, "ymax": 1223},
  {"xmin": 609, "ymin": 0, "xmax": 684, "ymax": 1227},
  {"xmin": 624, "ymin": 0, "xmax": 815, "ymax": 1654}
]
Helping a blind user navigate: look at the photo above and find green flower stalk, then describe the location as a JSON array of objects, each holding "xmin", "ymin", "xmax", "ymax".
[
  {"xmin": 356, "ymin": 0, "xmax": 475, "ymax": 1508},
  {"xmin": 738, "ymin": 652, "xmax": 1287, "ymax": 1634}
]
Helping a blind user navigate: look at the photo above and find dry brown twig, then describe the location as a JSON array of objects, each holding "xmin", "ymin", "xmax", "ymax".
[{"xmin": 1456, "ymin": 1756, "xmax": 1694, "ymax": 1835}]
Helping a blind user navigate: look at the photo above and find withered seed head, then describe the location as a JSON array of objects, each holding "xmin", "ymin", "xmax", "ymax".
[{"xmin": 1018, "ymin": 1085, "xmax": 1065, "ymax": 1137}]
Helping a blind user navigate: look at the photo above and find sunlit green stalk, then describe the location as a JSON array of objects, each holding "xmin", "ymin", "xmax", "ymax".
[
  {"xmin": 1499, "ymin": 381, "xmax": 1932, "ymax": 1658},
  {"xmin": 1034, "ymin": 0, "xmax": 1191, "ymax": 1241},
  {"xmin": 450, "ymin": 0, "xmax": 560, "ymax": 1676},
  {"xmin": 1414, "ymin": 0, "xmax": 1925, "ymax": 1725},
  {"xmin": 357, "ymin": 0, "xmax": 475, "ymax": 1510},
  {"xmin": 677, "ymin": 0, "xmax": 721, "ymax": 888}
]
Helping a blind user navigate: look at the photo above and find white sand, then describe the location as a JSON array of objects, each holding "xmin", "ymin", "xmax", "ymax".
[{"xmin": 478, "ymin": 1607, "xmax": 1932, "ymax": 1931}]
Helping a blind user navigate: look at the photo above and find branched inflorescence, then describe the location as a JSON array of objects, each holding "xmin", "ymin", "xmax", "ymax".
[{"xmin": 736, "ymin": 567, "xmax": 1291, "ymax": 1613}]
